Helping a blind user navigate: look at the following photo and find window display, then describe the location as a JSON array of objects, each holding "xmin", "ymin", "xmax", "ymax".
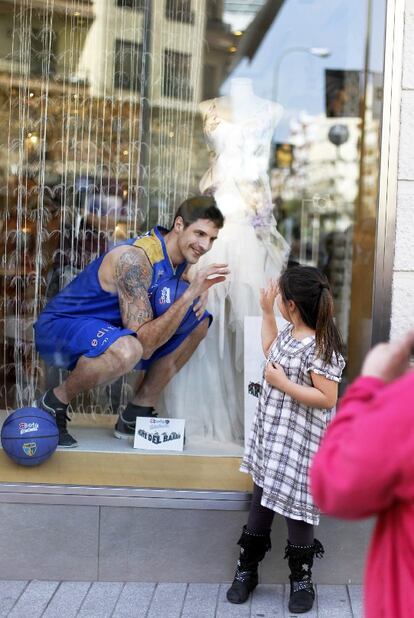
[{"xmin": 0, "ymin": 0, "xmax": 386, "ymax": 479}]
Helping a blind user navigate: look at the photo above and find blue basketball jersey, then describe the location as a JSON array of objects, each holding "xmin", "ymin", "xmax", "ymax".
[
  {"xmin": 37, "ymin": 226, "xmax": 187, "ymax": 326},
  {"xmin": 34, "ymin": 226, "xmax": 212, "ymax": 371}
]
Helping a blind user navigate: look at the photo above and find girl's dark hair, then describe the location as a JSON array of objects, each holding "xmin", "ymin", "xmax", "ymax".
[
  {"xmin": 172, "ymin": 196, "xmax": 224, "ymax": 229},
  {"xmin": 279, "ymin": 265, "xmax": 343, "ymax": 363}
]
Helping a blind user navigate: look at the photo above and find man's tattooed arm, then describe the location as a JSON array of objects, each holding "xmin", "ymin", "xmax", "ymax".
[
  {"xmin": 115, "ymin": 248, "xmax": 194, "ymax": 358},
  {"xmin": 115, "ymin": 248, "xmax": 153, "ymax": 332}
]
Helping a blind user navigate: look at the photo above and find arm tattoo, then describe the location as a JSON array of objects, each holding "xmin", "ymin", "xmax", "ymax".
[{"xmin": 115, "ymin": 249, "xmax": 153, "ymax": 330}]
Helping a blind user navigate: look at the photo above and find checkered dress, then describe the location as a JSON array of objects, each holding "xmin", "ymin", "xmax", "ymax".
[{"xmin": 241, "ymin": 323, "xmax": 345, "ymax": 525}]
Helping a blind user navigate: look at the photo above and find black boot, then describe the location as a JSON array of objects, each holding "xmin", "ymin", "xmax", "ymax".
[
  {"xmin": 226, "ymin": 526, "xmax": 271, "ymax": 604},
  {"xmin": 284, "ymin": 539, "xmax": 324, "ymax": 614}
]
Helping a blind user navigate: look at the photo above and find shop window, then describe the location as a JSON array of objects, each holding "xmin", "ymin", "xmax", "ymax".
[
  {"xmin": 165, "ymin": 0, "xmax": 194, "ymax": 25},
  {"xmin": 114, "ymin": 40, "xmax": 143, "ymax": 92},
  {"xmin": 163, "ymin": 50, "xmax": 193, "ymax": 100},
  {"xmin": 0, "ymin": 0, "xmax": 388, "ymax": 490}
]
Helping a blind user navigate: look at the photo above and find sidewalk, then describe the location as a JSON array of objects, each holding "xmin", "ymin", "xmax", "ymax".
[{"xmin": 0, "ymin": 581, "xmax": 362, "ymax": 617}]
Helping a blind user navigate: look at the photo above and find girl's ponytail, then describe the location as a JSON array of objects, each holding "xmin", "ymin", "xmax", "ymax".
[
  {"xmin": 279, "ymin": 266, "xmax": 343, "ymax": 363},
  {"xmin": 315, "ymin": 286, "xmax": 343, "ymax": 363}
]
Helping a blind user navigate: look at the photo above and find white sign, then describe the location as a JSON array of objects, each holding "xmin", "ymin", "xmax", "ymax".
[
  {"xmin": 133, "ymin": 417, "xmax": 185, "ymax": 452},
  {"xmin": 244, "ymin": 316, "xmax": 288, "ymax": 444}
]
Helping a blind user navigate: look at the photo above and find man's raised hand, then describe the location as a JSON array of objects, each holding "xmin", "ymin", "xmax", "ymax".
[{"xmin": 186, "ymin": 263, "xmax": 229, "ymax": 299}]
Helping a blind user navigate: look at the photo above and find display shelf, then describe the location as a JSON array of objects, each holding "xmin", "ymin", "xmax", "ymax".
[{"xmin": 0, "ymin": 410, "xmax": 247, "ymax": 490}]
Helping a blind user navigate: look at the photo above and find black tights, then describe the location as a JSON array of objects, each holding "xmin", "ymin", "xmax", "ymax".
[{"xmin": 246, "ymin": 483, "xmax": 314, "ymax": 546}]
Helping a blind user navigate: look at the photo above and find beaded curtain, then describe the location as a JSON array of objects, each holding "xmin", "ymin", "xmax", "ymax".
[{"xmin": 0, "ymin": 0, "xmax": 207, "ymax": 413}]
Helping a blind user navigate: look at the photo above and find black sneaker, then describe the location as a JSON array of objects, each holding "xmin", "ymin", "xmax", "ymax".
[
  {"xmin": 37, "ymin": 390, "xmax": 78, "ymax": 448},
  {"xmin": 113, "ymin": 405, "xmax": 157, "ymax": 440},
  {"xmin": 114, "ymin": 417, "xmax": 136, "ymax": 440}
]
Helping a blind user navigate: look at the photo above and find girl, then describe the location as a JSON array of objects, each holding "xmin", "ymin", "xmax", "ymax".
[{"xmin": 227, "ymin": 265, "xmax": 345, "ymax": 614}]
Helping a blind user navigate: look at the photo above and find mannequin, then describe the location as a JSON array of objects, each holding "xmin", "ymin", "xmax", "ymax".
[
  {"xmin": 198, "ymin": 78, "xmax": 284, "ymax": 230},
  {"xmin": 199, "ymin": 77, "xmax": 282, "ymax": 127},
  {"xmin": 159, "ymin": 78, "xmax": 289, "ymax": 446}
]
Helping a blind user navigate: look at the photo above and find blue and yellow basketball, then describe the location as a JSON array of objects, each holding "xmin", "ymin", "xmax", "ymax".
[{"xmin": 1, "ymin": 407, "xmax": 59, "ymax": 466}]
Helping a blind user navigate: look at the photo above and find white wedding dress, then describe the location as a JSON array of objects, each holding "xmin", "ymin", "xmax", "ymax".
[{"xmin": 159, "ymin": 99, "xmax": 289, "ymax": 446}]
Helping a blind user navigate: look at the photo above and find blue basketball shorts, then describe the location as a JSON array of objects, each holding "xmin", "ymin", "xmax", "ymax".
[{"xmin": 34, "ymin": 311, "xmax": 211, "ymax": 372}]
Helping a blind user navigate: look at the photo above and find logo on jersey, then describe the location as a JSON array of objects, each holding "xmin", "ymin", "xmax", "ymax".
[{"xmin": 159, "ymin": 286, "xmax": 171, "ymax": 305}]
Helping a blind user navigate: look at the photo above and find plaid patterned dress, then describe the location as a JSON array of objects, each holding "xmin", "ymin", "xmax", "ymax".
[{"xmin": 241, "ymin": 323, "xmax": 345, "ymax": 525}]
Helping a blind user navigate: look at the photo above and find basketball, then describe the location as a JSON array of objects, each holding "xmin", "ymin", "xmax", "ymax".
[
  {"xmin": 1, "ymin": 407, "xmax": 59, "ymax": 466},
  {"xmin": 151, "ymin": 278, "xmax": 200, "ymax": 335}
]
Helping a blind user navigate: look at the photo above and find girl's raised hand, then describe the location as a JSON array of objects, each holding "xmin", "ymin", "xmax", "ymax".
[{"xmin": 259, "ymin": 279, "xmax": 279, "ymax": 314}]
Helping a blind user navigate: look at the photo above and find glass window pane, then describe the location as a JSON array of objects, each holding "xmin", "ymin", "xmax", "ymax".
[
  {"xmin": 166, "ymin": 0, "xmax": 194, "ymax": 24},
  {"xmin": 0, "ymin": 0, "xmax": 388, "ymax": 484},
  {"xmin": 116, "ymin": 0, "xmax": 146, "ymax": 10},
  {"xmin": 163, "ymin": 50, "xmax": 193, "ymax": 100},
  {"xmin": 114, "ymin": 40, "xmax": 143, "ymax": 92}
]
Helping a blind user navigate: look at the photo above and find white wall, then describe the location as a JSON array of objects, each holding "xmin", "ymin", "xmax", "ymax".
[{"xmin": 392, "ymin": 0, "xmax": 414, "ymax": 337}]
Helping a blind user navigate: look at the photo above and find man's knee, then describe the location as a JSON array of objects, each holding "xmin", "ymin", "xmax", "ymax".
[{"xmin": 107, "ymin": 336, "xmax": 143, "ymax": 373}]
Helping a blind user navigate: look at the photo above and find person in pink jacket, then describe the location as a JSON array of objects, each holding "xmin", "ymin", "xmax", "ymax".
[{"xmin": 311, "ymin": 330, "xmax": 414, "ymax": 618}]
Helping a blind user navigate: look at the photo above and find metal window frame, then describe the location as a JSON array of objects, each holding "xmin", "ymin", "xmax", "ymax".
[{"xmin": 372, "ymin": 0, "xmax": 404, "ymax": 344}]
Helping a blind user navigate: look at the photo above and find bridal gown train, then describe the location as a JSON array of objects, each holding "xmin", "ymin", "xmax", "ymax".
[{"xmin": 159, "ymin": 99, "xmax": 289, "ymax": 445}]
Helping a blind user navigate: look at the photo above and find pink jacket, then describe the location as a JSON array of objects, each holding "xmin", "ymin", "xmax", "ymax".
[{"xmin": 311, "ymin": 373, "xmax": 414, "ymax": 618}]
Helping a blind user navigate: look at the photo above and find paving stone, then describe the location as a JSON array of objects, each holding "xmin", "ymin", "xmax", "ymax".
[
  {"xmin": 348, "ymin": 584, "xmax": 363, "ymax": 618},
  {"xmin": 8, "ymin": 580, "xmax": 59, "ymax": 618},
  {"xmin": 251, "ymin": 584, "xmax": 284, "ymax": 617},
  {"xmin": 146, "ymin": 583, "xmax": 187, "ymax": 618},
  {"xmin": 42, "ymin": 582, "xmax": 91, "ymax": 618},
  {"xmin": 316, "ymin": 584, "xmax": 352, "ymax": 617},
  {"xmin": 0, "ymin": 579, "xmax": 360, "ymax": 616},
  {"xmin": 112, "ymin": 583, "xmax": 156, "ymax": 618},
  {"xmin": 284, "ymin": 583, "xmax": 318, "ymax": 618},
  {"xmin": 0, "ymin": 580, "xmax": 28, "ymax": 617},
  {"xmin": 77, "ymin": 582, "xmax": 123, "ymax": 618},
  {"xmin": 181, "ymin": 583, "xmax": 220, "ymax": 618},
  {"xmin": 215, "ymin": 583, "xmax": 251, "ymax": 617}
]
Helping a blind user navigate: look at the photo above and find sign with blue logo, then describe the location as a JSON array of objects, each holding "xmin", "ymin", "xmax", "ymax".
[{"xmin": 134, "ymin": 418, "xmax": 185, "ymax": 452}]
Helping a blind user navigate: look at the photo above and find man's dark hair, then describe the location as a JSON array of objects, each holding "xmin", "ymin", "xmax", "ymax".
[{"xmin": 172, "ymin": 196, "xmax": 224, "ymax": 229}]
